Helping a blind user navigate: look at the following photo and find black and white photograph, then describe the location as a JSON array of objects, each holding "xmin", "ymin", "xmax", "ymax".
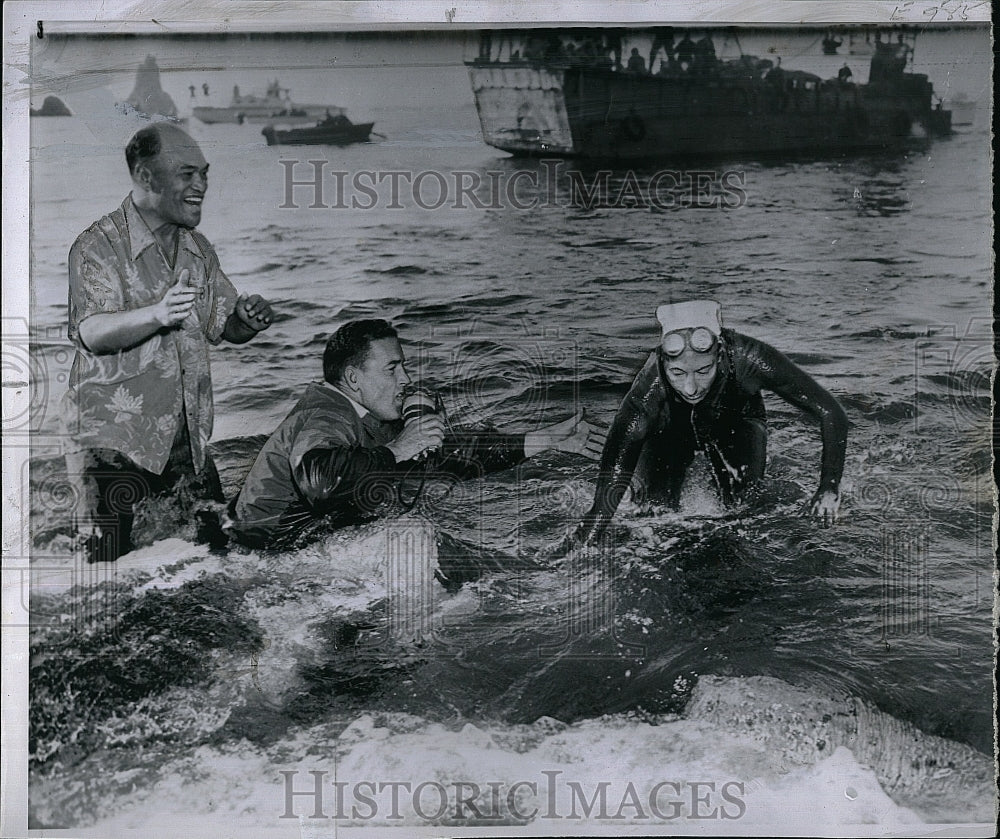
[{"xmin": 3, "ymin": 1, "xmax": 995, "ymax": 836}]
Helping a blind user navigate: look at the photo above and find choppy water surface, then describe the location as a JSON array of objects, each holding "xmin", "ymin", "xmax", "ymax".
[{"xmin": 25, "ymin": 41, "xmax": 994, "ymax": 830}]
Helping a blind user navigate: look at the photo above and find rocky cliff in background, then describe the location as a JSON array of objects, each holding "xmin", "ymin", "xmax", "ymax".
[
  {"xmin": 123, "ymin": 55, "xmax": 179, "ymax": 119},
  {"xmin": 30, "ymin": 95, "xmax": 72, "ymax": 116}
]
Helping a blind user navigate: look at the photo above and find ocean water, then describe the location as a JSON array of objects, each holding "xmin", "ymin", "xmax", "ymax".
[{"xmin": 23, "ymin": 30, "xmax": 995, "ymax": 832}]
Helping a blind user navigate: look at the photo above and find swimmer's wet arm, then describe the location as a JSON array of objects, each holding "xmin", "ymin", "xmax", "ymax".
[
  {"xmin": 575, "ymin": 353, "xmax": 665, "ymax": 545},
  {"xmin": 738, "ymin": 336, "xmax": 849, "ymax": 493}
]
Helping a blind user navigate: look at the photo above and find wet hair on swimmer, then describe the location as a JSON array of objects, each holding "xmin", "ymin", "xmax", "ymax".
[{"xmin": 323, "ymin": 319, "xmax": 398, "ymax": 385}]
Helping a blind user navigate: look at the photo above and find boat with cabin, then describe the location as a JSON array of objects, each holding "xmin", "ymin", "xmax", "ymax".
[
  {"xmin": 946, "ymin": 93, "xmax": 976, "ymax": 127},
  {"xmin": 261, "ymin": 112, "xmax": 375, "ymax": 146},
  {"xmin": 193, "ymin": 80, "xmax": 344, "ymax": 125},
  {"xmin": 467, "ymin": 28, "xmax": 951, "ymax": 159}
]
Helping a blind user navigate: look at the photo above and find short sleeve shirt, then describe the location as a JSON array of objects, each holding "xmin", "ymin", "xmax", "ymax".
[{"xmin": 61, "ymin": 194, "xmax": 239, "ymax": 474}]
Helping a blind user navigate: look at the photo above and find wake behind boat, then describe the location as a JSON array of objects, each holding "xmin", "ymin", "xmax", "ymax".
[{"xmin": 261, "ymin": 111, "xmax": 376, "ymax": 146}]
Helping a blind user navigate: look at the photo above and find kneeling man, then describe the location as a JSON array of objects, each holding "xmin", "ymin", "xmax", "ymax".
[{"xmin": 228, "ymin": 319, "xmax": 601, "ymax": 548}]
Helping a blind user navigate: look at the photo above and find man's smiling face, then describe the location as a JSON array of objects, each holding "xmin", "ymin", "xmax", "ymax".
[{"xmin": 144, "ymin": 128, "xmax": 209, "ymax": 228}]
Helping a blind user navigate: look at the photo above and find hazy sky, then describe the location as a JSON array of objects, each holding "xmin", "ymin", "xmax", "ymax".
[{"xmin": 23, "ymin": 25, "xmax": 991, "ymax": 128}]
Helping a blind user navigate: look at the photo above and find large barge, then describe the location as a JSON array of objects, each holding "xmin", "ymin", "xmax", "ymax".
[{"xmin": 467, "ymin": 28, "xmax": 951, "ymax": 159}]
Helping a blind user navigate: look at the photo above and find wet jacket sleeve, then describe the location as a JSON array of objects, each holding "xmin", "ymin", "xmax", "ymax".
[
  {"xmin": 574, "ymin": 352, "xmax": 666, "ymax": 547},
  {"xmin": 292, "ymin": 428, "xmax": 526, "ymax": 513},
  {"xmin": 735, "ymin": 335, "xmax": 848, "ymax": 493},
  {"xmin": 293, "ymin": 444, "xmax": 398, "ymax": 513},
  {"xmin": 429, "ymin": 429, "xmax": 526, "ymax": 480}
]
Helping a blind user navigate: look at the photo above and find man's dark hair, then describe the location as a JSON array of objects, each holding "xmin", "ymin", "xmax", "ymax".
[
  {"xmin": 323, "ymin": 319, "xmax": 398, "ymax": 385},
  {"xmin": 125, "ymin": 125, "xmax": 164, "ymax": 176},
  {"xmin": 126, "ymin": 123, "xmax": 195, "ymax": 177}
]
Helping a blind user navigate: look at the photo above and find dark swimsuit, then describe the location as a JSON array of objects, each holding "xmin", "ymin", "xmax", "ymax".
[{"xmin": 573, "ymin": 329, "xmax": 848, "ymax": 546}]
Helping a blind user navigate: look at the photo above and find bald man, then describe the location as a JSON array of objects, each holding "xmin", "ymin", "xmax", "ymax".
[{"xmin": 62, "ymin": 123, "xmax": 274, "ymax": 562}]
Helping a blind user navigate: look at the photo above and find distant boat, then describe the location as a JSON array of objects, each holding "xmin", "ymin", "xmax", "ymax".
[
  {"xmin": 261, "ymin": 112, "xmax": 375, "ymax": 146},
  {"xmin": 946, "ymin": 93, "xmax": 976, "ymax": 127},
  {"xmin": 847, "ymin": 32, "xmax": 875, "ymax": 56},
  {"xmin": 467, "ymin": 27, "xmax": 951, "ymax": 160},
  {"xmin": 193, "ymin": 80, "xmax": 344, "ymax": 125},
  {"xmin": 31, "ymin": 95, "xmax": 72, "ymax": 116},
  {"xmin": 118, "ymin": 55, "xmax": 185, "ymax": 124}
]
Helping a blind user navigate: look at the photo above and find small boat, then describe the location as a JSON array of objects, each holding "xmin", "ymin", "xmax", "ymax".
[
  {"xmin": 946, "ymin": 93, "xmax": 976, "ymax": 127},
  {"xmin": 193, "ymin": 80, "xmax": 343, "ymax": 125},
  {"xmin": 822, "ymin": 35, "xmax": 843, "ymax": 55},
  {"xmin": 261, "ymin": 112, "xmax": 375, "ymax": 146}
]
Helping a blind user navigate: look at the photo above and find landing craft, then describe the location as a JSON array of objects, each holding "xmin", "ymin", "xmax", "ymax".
[{"xmin": 467, "ymin": 27, "xmax": 951, "ymax": 160}]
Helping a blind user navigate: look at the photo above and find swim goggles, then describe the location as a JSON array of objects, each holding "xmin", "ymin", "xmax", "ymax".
[{"xmin": 661, "ymin": 327, "xmax": 717, "ymax": 357}]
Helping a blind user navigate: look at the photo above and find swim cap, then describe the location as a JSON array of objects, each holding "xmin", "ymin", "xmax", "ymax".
[{"xmin": 656, "ymin": 300, "xmax": 723, "ymax": 338}]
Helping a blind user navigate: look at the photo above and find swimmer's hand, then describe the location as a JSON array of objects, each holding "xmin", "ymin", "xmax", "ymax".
[
  {"xmin": 808, "ymin": 489, "xmax": 840, "ymax": 527},
  {"xmin": 523, "ymin": 409, "xmax": 607, "ymax": 460}
]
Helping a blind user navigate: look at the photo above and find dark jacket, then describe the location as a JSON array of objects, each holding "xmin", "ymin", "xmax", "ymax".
[{"xmin": 230, "ymin": 383, "xmax": 525, "ymax": 547}]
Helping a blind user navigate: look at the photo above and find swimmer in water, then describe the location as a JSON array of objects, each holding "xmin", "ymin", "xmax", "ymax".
[{"xmin": 556, "ymin": 300, "xmax": 848, "ymax": 555}]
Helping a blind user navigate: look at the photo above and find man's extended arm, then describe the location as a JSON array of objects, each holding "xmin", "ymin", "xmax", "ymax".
[
  {"xmin": 432, "ymin": 410, "xmax": 603, "ymax": 480},
  {"xmin": 432, "ymin": 429, "xmax": 527, "ymax": 479}
]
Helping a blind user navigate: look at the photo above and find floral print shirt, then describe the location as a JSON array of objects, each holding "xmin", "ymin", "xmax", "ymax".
[{"xmin": 62, "ymin": 194, "xmax": 239, "ymax": 474}]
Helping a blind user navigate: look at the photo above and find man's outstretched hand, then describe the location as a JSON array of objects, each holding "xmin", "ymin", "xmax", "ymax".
[{"xmin": 523, "ymin": 409, "xmax": 607, "ymax": 459}]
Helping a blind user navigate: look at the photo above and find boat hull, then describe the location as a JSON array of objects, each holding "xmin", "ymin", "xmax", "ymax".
[
  {"xmin": 947, "ymin": 99, "xmax": 976, "ymax": 127},
  {"xmin": 470, "ymin": 64, "xmax": 949, "ymax": 159}
]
